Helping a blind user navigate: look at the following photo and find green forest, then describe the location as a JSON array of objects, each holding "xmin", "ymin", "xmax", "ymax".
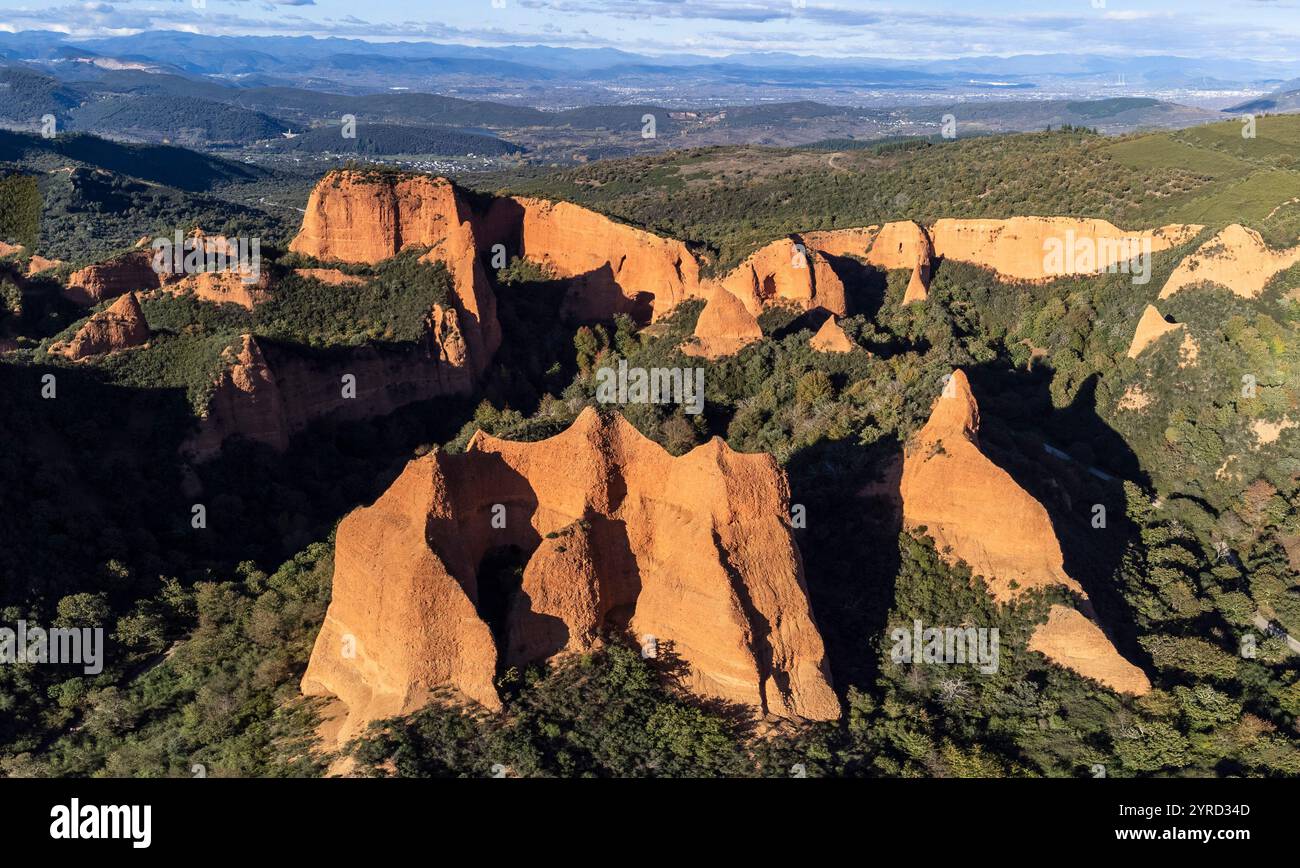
[{"xmin": 1, "ymin": 120, "xmax": 1299, "ymax": 778}]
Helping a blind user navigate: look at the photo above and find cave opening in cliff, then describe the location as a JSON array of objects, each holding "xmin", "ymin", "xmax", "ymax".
[{"xmin": 476, "ymin": 544, "xmax": 529, "ymax": 670}]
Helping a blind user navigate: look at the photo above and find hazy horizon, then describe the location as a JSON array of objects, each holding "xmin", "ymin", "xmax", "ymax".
[{"xmin": 2, "ymin": 0, "xmax": 1300, "ymax": 64}]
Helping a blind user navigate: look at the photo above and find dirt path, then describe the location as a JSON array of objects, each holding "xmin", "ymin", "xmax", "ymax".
[{"xmin": 1252, "ymin": 612, "xmax": 1300, "ymax": 654}]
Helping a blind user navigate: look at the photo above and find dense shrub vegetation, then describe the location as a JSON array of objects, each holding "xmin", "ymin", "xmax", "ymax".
[{"xmin": 2, "ymin": 121, "xmax": 1300, "ymax": 777}]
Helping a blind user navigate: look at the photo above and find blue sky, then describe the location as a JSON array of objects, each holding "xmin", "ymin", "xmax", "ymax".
[{"xmin": 1, "ymin": 0, "xmax": 1299, "ymax": 61}]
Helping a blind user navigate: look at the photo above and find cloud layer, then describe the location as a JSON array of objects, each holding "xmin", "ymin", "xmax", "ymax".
[{"xmin": 0, "ymin": 0, "xmax": 1298, "ymax": 62}]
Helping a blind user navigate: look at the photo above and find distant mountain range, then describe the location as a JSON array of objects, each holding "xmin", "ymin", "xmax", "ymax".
[
  {"xmin": 0, "ymin": 31, "xmax": 1295, "ymax": 164},
  {"xmin": 0, "ymin": 31, "xmax": 1296, "ymax": 109},
  {"xmin": 1227, "ymin": 82, "xmax": 1300, "ymax": 114}
]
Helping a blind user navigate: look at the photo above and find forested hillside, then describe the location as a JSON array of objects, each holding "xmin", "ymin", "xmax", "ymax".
[{"xmin": 1, "ymin": 117, "xmax": 1299, "ymax": 780}]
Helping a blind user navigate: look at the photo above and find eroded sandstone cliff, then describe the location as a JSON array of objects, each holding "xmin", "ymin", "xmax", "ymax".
[
  {"xmin": 900, "ymin": 369, "xmax": 1150, "ymax": 694},
  {"xmin": 290, "ymin": 170, "xmax": 500, "ymax": 374},
  {"xmin": 930, "ymin": 218, "xmax": 1202, "ymax": 282},
  {"xmin": 477, "ymin": 196, "xmax": 702, "ymax": 323},
  {"xmin": 901, "ymin": 370, "xmax": 1081, "ymax": 602},
  {"xmin": 186, "ymin": 172, "xmax": 506, "ymax": 460},
  {"xmin": 1159, "ymin": 224, "xmax": 1300, "ymax": 300},
  {"xmin": 52, "ymin": 292, "xmax": 150, "ymax": 360},
  {"xmin": 184, "ymin": 311, "xmax": 476, "ymax": 461},
  {"xmin": 302, "ymin": 408, "xmax": 839, "ymax": 741},
  {"xmin": 64, "ymin": 250, "xmax": 162, "ymax": 306},
  {"xmin": 716, "ymin": 236, "xmax": 847, "ymax": 318},
  {"xmin": 682, "ymin": 285, "xmax": 764, "ymax": 359},
  {"xmin": 1126, "ymin": 304, "xmax": 1184, "ymax": 358},
  {"xmin": 803, "ymin": 222, "xmax": 934, "ymax": 304}
]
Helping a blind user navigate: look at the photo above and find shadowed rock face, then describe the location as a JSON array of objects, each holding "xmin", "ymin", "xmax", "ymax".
[
  {"xmin": 64, "ymin": 251, "xmax": 162, "ymax": 306},
  {"xmin": 1127, "ymin": 304, "xmax": 1184, "ymax": 359},
  {"xmin": 302, "ymin": 408, "xmax": 840, "ymax": 741},
  {"xmin": 1159, "ymin": 224, "xmax": 1300, "ymax": 300},
  {"xmin": 478, "ymin": 195, "xmax": 702, "ymax": 323},
  {"xmin": 900, "ymin": 369, "xmax": 1150, "ymax": 695},
  {"xmin": 54, "ymin": 292, "xmax": 150, "ymax": 360},
  {"xmin": 184, "ymin": 315, "xmax": 474, "ymax": 461}
]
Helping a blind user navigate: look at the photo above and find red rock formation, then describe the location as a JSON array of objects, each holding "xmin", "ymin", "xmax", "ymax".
[
  {"xmin": 865, "ymin": 222, "xmax": 933, "ymax": 304},
  {"xmin": 303, "ymin": 408, "xmax": 839, "ymax": 741},
  {"xmin": 1126, "ymin": 304, "xmax": 1183, "ymax": 358},
  {"xmin": 682, "ymin": 286, "xmax": 763, "ymax": 358},
  {"xmin": 293, "ymin": 268, "xmax": 365, "ymax": 286},
  {"xmin": 0, "ymin": 243, "xmax": 62, "ymax": 277},
  {"xmin": 809, "ymin": 316, "xmax": 854, "ymax": 353},
  {"xmin": 167, "ymin": 270, "xmax": 271, "ymax": 310},
  {"xmin": 717, "ymin": 237, "xmax": 847, "ymax": 318},
  {"xmin": 66, "ymin": 231, "xmax": 269, "ymax": 310},
  {"xmin": 1159, "ymin": 224, "xmax": 1300, "ymax": 300},
  {"xmin": 290, "ymin": 170, "xmax": 500, "ymax": 374},
  {"xmin": 150, "ymin": 230, "xmax": 271, "ymax": 310},
  {"xmin": 802, "ymin": 227, "xmax": 878, "ymax": 259},
  {"xmin": 900, "ymin": 369, "xmax": 1149, "ymax": 694},
  {"xmin": 184, "ymin": 311, "xmax": 476, "ymax": 461},
  {"xmin": 64, "ymin": 250, "xmax": 162, "ymax": 306},
  {"xmin": 478, "ymin": 195, "xmax": 703, "ymax": 323},
  {"xmin": 26, "ymin": 255, "xmax": 61, "ymax": 276},
  {"xmin": 902, "ymin": 369, "xmax": 1082, "ymax": 601},
  {"xmin": 188, "ymin": 336, "xmax": 291, "ymax": 456},
  {"xmin": 805, "ymin": 222, "xmax": 932, "ymax": 304},
  {"xmin": 930, "ymin": 217, "xmax": 1202, "ymax": 282},
  {"xmin": 1028, "ymin": 606, "xmax": 1154, "ymax": 695},
  {"xmin": 182, "ymin": 172, "xmax": 524, "ymax": 460},
  {"xmin": 52, "ymin": 292, "xmax": 150, "ymax": 360}
]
